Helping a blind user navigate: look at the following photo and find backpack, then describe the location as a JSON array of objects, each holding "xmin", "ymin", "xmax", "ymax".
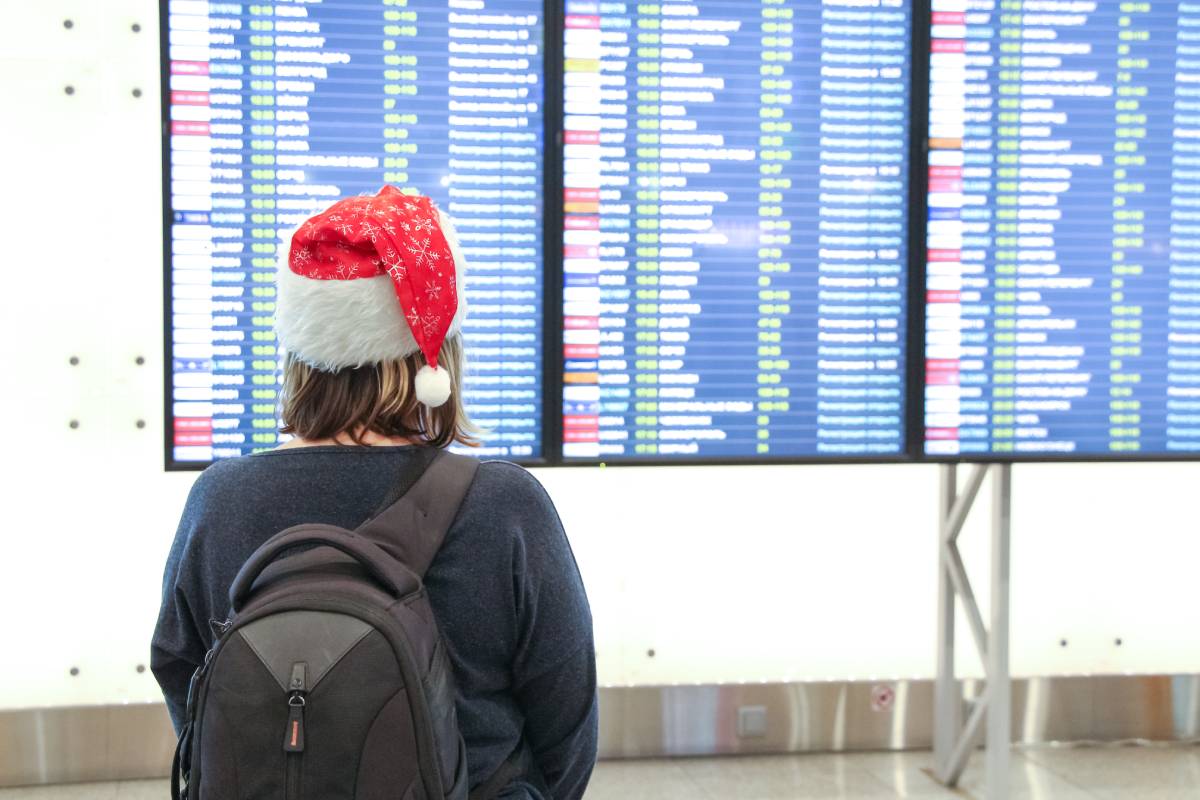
[{"xmin": 171, "ymin": 450, "xmax": 521, "ymax": 800}]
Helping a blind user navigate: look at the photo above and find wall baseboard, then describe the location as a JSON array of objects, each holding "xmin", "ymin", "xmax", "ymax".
[{"xmin": 3, "ymin": 675, "xmax": 1198, "ymax": 787}]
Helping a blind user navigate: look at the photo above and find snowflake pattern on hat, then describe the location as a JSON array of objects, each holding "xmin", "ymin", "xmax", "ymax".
[{"xmin": 288, "ymin": 186, "xmax": 458, "ymax": 369}]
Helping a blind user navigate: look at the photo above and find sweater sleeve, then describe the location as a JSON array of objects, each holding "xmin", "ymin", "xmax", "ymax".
[
  {"xmin": 504, "ymin": 467, "xmax": 599, "ymax": 800},
  {"xmin": 150, "ymin": 475, "xmax": 213, "ymax": 734}
]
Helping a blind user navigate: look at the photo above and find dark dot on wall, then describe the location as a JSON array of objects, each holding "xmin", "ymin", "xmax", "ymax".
[
  {"xmin": 132, "ymin": 88, "xmax": 142, "ymax": 98},
  {"xmin": 69, "ymin": 420, "xmax": 80, "ymax": 430},
  {"xmin": 69, "ymin": 356, "xmax": 79, "ymax": 366},
  {"xmin": 646, "ymin": 649, "xmax": 656, "ymax": 658},
  {"xmin": 132, "ymin": 23, "xmax": 142, "ymax": 33},
  {"xmin": 135, "ymin": 355, "xmax": 146, "ymax": 366},
  {"xmin": 64, "ymin": 85, "xmax": 75, "ymax": 96},
  {"xmin": 136, "ymin": 419, "xmax": 146, "ymax": 429},
  {"xmin": 63, "ymin": 19, "xmax": 74, "ymax": 29},
  {"xmin": 136, "ymin": 664, "xmax": 146, "ymax": 674},
  {"xmin": 1115, "ymin": 638, "xmax": 1124, "ymax": 647},
  {"xmin": 1060, "ymin": 639, "xmax": 1069, "ymax": 648},
  {"xmin": 70, "ymin": 667, "xmax": 80, "ymax": 677}
]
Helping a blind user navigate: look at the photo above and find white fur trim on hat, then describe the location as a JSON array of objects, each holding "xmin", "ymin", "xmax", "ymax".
[{"xmin": 275, "ymin": 208, "xmax": 467, "ymax": 371}]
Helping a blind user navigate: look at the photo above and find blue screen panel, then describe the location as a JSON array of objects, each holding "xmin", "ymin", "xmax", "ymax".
[
  {"xmin": 924, "ymin": 2, "xmax": 1200, "ymax": 458},
  {"xmin": 165, "ymin": 0, "xmax": 544, "ymax": 463},
  {"xmin": 559, "ymin": 0, "xmax": 914, "ymax": 460}
]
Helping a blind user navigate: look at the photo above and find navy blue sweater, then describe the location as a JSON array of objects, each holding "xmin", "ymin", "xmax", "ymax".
[{"xmin": 151, "ymin": 446, "xmax": 598, "ymax": 800}]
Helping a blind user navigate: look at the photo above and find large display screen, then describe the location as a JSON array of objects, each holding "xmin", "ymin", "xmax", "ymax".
[
  {"xmin": 164, "ymin": 0, "xmax": 545, "ymax": 465},
  {"xmin": 558, "ymin": 0, "xmax": 914, "ymax": 460},
  {"xmin": 924, "ymin": 3, "xmax": 1200, "ymax": 458}
]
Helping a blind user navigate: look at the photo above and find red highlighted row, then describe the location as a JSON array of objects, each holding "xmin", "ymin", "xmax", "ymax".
[
  {"xmin": 174, "ymin": 418, "xmax": 212, "ymax": 446},
  {"xmin": 929, "ymin": 178, "xmax": 963, "ymax": 193},
  {"xmin": 565, "ymin": 344, "xmax": 599, "ymax": 358},
  {"xmin": 565, "ymin": 15, "xmax": 600, "ymax": 29},
  {"xmin": 931, "ymin": 39, "xmax": 965, "ymax": 53},
  {"xmin": 563, "ymin": 426, "xmax": 599, "ymax": 444},
  {"xmin": 172, "ymin": 121, "xmax": 210, "ymax": 136},
  {"xmin": 564, "ymin": 131, "xmax": 600, "ymax": 145},
  {"xmin": 170, "ymin": 60, "xmax": 209, "ymax": 75},
  {"xmin": 175, "ymin": 433, "xmax": 212, "ymax": 446},
  {"xmin": 926, "ymin": 358, "xmax": 960, "ymax": 386},
  {"xmin": 564, "ymin": 316, "xmax": 599, "ymax": 330},
  {"xmin": 565, "ymin": 188, "xmax": 599, "ymax": 203},
  {"xmin": 171, "ymin": 91, "xmax": 210, "ymax": 106},
  {"xmin": 931, "ymin": 12, "xmax": 965, "ymax": 25}
]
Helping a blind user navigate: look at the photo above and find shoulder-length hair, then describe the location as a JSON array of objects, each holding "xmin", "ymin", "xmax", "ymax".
[{"xmin": 279, "ymin": 335, "xmax": 480, "ymax": 448}]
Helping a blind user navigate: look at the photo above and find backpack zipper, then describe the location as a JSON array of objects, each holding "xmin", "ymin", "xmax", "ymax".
[
  {"xmin": 284, "ymin": 663, "xmax": 307, "ymax": 799},
  {"xmin": 181, "ymin": 629, "xmax": 228, "ymax": 798},
  {"xmin": 231, "ymin": 593, "xmax": 447, "ymax": 798}
]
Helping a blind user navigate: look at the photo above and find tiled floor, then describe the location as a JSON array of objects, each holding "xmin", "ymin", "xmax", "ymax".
[{"xmin": 1, "ymin": 746, "xmax": 1197, "ymax": 799}]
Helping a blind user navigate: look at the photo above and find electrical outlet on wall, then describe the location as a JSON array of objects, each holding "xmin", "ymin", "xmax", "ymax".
[{"xmin": 736, "ymin": 705, "xmax": 767, "ymax": 739}]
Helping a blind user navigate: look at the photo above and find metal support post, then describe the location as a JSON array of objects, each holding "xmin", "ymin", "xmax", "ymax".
[
  {"xmin": 986, "ymin": 463, "xmax": 1012, "ymax": 798},
  {"xmin": 932, "ymin": 463, "xmax": 1013, "ymax": 800},
  {"xmin": 933, "ymin": 465, "xmax": 960, "ymax": 775}
]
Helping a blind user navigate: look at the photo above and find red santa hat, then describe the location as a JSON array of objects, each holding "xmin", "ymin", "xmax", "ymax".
[{"xmin": 274, "ymin": 186, "xmax": 467, "ymax": 407}]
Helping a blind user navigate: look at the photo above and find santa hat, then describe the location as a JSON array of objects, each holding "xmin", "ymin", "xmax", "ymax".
[{"xmin": 275, "ymin": 186, "xmax": 467, "ymax": 407}]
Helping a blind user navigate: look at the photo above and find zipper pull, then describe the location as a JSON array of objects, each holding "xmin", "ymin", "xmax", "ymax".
[
  {"xmin": 284, "ymin": 695, "xmax": 305, "ymax": 753},
  {"xmin": 284, "ymin": 662, "xmax": 307, "ymax": 753}
]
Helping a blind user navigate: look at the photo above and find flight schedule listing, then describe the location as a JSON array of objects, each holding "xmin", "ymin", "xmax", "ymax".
[
  {"xmin": 560, "ymin": 0, "xmax": 913, "ymax": 459},
  {"xmin": 925, "ymin": 2, "xmax": 1200, "ymax": 457},
  {"xmin": 165, "ymin": 0, "xmax": 544, "ymax": 463}
]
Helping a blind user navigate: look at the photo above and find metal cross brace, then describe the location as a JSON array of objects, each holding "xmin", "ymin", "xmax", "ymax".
[{"xmin": 933, "ymin": 463, "xmax": 1013, "ymax": 799}]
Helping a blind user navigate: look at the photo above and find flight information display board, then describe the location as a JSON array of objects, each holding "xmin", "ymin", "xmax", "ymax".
[
  {"xmin": 559, "ymin": 0, "xmax": 914, "ymax": 460},
  {"xmin": 924, "ymin": 2, "xmax": 1200, "ymax": 458},
  {"xmin": 164, "ymin": 0, "xmax": 545, "ymax": 465}
]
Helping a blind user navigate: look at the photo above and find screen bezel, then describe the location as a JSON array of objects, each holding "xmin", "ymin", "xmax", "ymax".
[
  {"xmin": 913, "ymin": 4, "xmax": 1200, "ymax": 464},
  {"xmin": 552, "ymin": 0, "xmax": 930, "ymax": 467},
  {"xmin": 160, "ymin": 0, "xmax": 557, "ymax": 470},
  {"xmin": 161, "ymin": 2, "xmax": 1200, "ymax": 469}
]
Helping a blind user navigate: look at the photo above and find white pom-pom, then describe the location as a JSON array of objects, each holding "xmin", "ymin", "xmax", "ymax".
[{"xmin": 414, "ymin": 364, "xmax": 452, "ymax": 407}]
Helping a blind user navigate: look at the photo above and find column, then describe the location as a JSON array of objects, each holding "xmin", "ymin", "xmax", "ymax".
[
  {"xmin": 925, "ymin": 0, "xmax": 968, "ymax": 456},
  {"xmin": 1168, "ymin": 3, "xmax": 1200, "ymax": 451},
  {"xmin": 168, "ymin": 0, "xmax": 216, "ymax": 462},
  {"xmin": 561, "ymin": 3, "xmax": 607, "ymax": 458}
]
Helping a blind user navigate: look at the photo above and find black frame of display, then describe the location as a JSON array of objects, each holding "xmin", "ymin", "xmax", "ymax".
[
  {"xmin": 911, "ymin": 6, "xmax": 1200, "ymax": 465},
  {"xmin": 160, "ymin": 0, "xmax": 559, "ymax": 470},
  {"xmin": 162, "ymin": 1, "xmax": 1192, "ymax": 470},
  {"xmin": 553, "ymin": 0, "xmax": 932, "ymax": 466},
  {"xmin": 158, "ymin": 0, "xmax": 930, "ymax": 470},
  {"xmin": 905, "ymin": 0, "xmax": 932, "ymax": 466},
  {"xmin": 542, "ymin": 0, "xmax": 566, "ymax": 466},
  {"xmin": 160, "ymin": 0, "xmax": 180, "ymax": 472}
]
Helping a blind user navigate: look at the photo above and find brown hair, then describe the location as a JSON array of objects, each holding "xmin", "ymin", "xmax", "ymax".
[{"xmin": 279, "ymin": 335, "xmax": 480, "ymax": 448}]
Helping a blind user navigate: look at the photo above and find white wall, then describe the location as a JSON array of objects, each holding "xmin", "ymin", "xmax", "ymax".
[{"xmin": 1, "ymin": 0, "xmax": 1197, "ymax": 712}]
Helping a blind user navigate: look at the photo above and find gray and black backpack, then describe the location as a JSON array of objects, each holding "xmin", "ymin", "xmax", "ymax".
[{"xmin": 172, "ymin": 450, "xmax": 521, "ymax": 800}]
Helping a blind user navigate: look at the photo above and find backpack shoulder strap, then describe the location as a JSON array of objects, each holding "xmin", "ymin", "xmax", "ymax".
[
  {"xmin": 469, "ymin": 742, "xmax": 529, "ymax": 800},
  {"xmin": 355, "ymin": 449, "xmax": 480, "ymax": 579}
]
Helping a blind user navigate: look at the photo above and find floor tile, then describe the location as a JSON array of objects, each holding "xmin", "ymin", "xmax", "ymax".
[
  {"xmin": 1022, "ymin": 745, "xmax": 1200, "ymax": 791},
  {"xmin": 585, "ymin": 758, "xmax": 708, "ymax": 800},
  {"xmin": 0, "ymin": 786, "xmax": 116, "ymax": 800},
  {"xmin": 853, "ymin": 750, "xmax": 1098, "ymax": 800},
  {"xmin": 679, "ymin": 753, "xmax": 902, "ymax": 799},
  {"xmin": 115, "ymin": 781, "xmax": 169, "ymax": 799}
]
